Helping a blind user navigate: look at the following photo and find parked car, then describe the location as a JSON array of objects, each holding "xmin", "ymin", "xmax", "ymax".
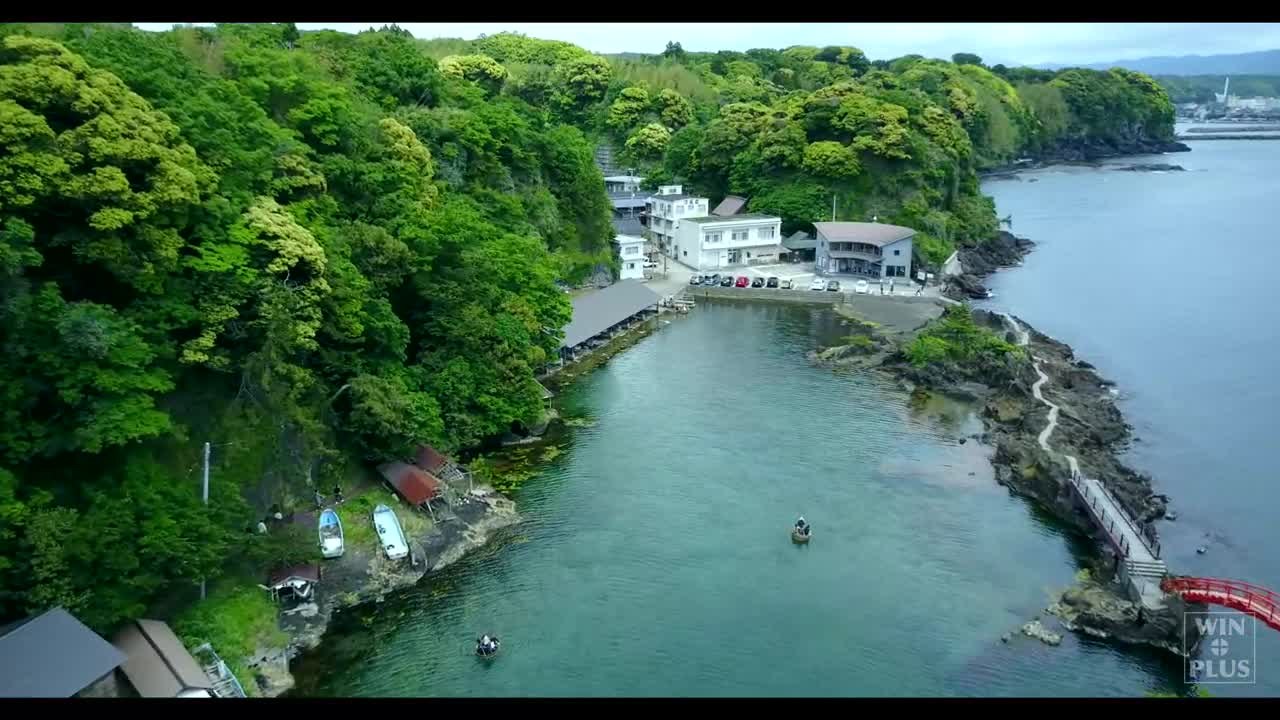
[
  {"xmin": 780, "ymin": 279, "xmax": 793, "ymax": 290},
  {"xmin": 643, "ymin": 260, "xmax": 657, "ymax": 269},
  {"xmin": 689, "ymin": 275, "xmax": 702, "ymax": 286},
  {"xmin": 735, "ymin": 276, "xmax": 750, "ymax": 288},
  {"xmin": 766, "ymin": 277, "xmax": 779, "ymax": 288},
  {"xmin": 854, "ymin": 280, "xmax": 870, "ymax": 294},
  {"xmin": 826, "ymin": 280, "xmax": 841, "ymax": 292},
  {"xmin": 809, "ymin": 277, "xmax": 827, "ymax": 291},
  {"xmin": 720, "ymin": 276, "xmax": 734, "ymax": 287},
  {"xmin": 707, "ymin": 274, "xmax": 721, "ymax": 285},
  {"xmin": 750, "ymin": 277, "xmax": 765, "ymax": 288}
]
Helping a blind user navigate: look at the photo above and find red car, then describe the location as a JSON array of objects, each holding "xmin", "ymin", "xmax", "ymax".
[{"xmin": 734, "ymin": 276, "xmax": 750, "ymax": 287}]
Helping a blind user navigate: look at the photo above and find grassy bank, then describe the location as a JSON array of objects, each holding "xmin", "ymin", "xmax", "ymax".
[
  {"xmin": 172, "ymin": 582, "xmax": 288, "ymax": 696},
  {"xmin": 335, "ymin": 488, "xmax": 434, "ymax": 552}
]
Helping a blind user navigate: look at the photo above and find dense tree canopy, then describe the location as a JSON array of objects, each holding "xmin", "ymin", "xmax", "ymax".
[{"xmin": 0, "ymin": 23, "xmax": 1174, "ymax": 635}]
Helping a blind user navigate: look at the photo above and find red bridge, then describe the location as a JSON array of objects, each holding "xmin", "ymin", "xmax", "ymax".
[{"xmin": 1161, "ymin": 577, "xmax": 1280, "ymax": 632}]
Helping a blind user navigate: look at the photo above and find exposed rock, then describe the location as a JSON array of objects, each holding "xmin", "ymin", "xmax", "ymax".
[
  {"xmin": 1115, "ymin": 163, "xmax": 1186, "ymax": 172},
  {"xmin": 1021, "ymin": 619, "xmax": 1063, "ymax": 646},
  {"xmin": 1048, "ymin": 580, "xmax": 1204, "ymax": 655},
  {"xmin": 944, "ymin": 272, "xmax": 991, "ymax": 301}
]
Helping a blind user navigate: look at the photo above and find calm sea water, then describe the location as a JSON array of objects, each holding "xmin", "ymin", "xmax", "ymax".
[
  {"xmin": 979, "ymin": 140, "xmax": 1280, "ymax": 696},
  {"xmin": 291, "ymin": 301, "xmax": 1189, "ymax": 698}
]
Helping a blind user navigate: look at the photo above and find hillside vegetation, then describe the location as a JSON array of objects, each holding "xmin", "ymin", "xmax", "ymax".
[{"xmin": 0, "ymin": 24, "xmax": 1175, "ymax": 634}]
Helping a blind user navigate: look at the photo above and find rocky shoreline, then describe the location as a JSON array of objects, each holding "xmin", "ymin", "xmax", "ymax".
[
  {"xmin": 814, "ymin": 230, "xmax": 1201, "ymax": 656},
  {"xmin": 247, "ymin": 490, "xmax": 521, "ymax": 697},
  {"xmin": 944, "ymin": 230, "xmax": 1037, "ymax": 301},
  {"xmin": 981, "ymin": 138, "xmax": 1191, "ymax": 178}
]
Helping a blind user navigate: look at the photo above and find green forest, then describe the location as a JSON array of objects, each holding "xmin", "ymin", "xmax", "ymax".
[{"xmin": 0, "ymin": 23, "xmax": 1176, "ymax": 635}]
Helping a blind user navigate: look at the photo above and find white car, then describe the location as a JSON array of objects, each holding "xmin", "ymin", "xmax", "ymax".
[
  {"xmin": 643, "ymin": 260, "xmax": 657, "ymax": 269},
  {"xmin": 809, "ymin": 277, "xmax": 827, "ymax": 291},
  {"xmin": 854, "ymin": 280, "xmax": 870, "ymax": 294}
]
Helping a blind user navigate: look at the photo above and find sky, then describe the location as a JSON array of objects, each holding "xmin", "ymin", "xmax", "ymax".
[{"xmin": 132, "ymin": 22, "xmax": 1280, "ymax": 66}]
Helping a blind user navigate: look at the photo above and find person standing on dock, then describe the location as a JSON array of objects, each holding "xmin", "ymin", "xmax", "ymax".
[{"xmin": 889, "ymin": 279, "xmax": 895, "ymax": 295}]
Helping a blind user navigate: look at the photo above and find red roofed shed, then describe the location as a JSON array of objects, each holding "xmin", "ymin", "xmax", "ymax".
[
  {"xmin": 413, "ymin": 445, "xmax": 449, "ymax": 475},
  {"xmin": 378, "ymin": 461, "xmax": 441, "ymax": 507}
]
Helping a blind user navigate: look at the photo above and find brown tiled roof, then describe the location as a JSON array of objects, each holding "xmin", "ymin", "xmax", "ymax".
[
  {"xmin": 814, "ymin": 222, "xmax": 915, "ymax": 247},
  {"xmin": 379, "ymin": 461, "xmax": 442, "ymax": 506}
]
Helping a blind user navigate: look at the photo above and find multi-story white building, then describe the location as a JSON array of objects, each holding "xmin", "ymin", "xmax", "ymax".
[
  {"xmin": 813, "ymin": 222, "xmax": 915, "ymax": 280},
  {"xmin": 614, "ymin": 234, "xmax": 646, "ymax": 280},
  {"xmin": 671, "ymin": 214, "xmax": 784, "ymax": 271},
  {"xmin": 644, "ymin": 185, "xmax": 708, "ymax": 265}
]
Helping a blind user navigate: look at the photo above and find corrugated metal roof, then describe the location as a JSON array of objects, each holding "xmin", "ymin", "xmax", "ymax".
[
  {"xmin": 112, "ymin": 619, "xmax": 212, "ymax": 698},
  {"xmin": 711, "ymin": 195, "xmax": 748, "ymax": 216},
  {"xmin": 378, "ymin": 461, "xmax": 441, "ymax": 506},
  {"xmin": 560, "ymin": 280, "xmax": 662, "ymax": 350},
  {"xmin": 783, "ymin": 232, "xmax": 817, "ymax": 251},
  {"xmin": 0, "ymin": 608, "xmax": 126, "ymax": 697},
  {"xmin": 413, "ymin": 445, "xmax": 449, "ymax": 474},
  {"xmin": 814, "ymin": 222, "xmax": 915, "ymax": 247}
]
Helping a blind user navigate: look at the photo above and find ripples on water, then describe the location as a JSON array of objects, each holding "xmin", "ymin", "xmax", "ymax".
[{"xmin": 291, "ymin": 301, "xmax": 1182, "ymax": 697}]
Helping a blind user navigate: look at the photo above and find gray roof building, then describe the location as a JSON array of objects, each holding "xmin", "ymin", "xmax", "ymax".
[
  {"xmin": 783, "ymin": 231, "xmax": 817, "ymax": 251},
  {"xmin": 560, "ymin": 280, "xmax": 662, "ymax": 350},
  {"xmin": 0, "ymin": 608, "xmax": 126, "ymax": 697},
  {"xmin": 711, "ymin": 195, "xmax": 748, "ymax": 216},
  {"xmin": 813, "ymin": 222, "xmax": 915, "ymax": 247}
]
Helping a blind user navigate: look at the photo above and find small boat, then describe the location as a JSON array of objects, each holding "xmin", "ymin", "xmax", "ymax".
[
  {"xmin": 318, "ymin": 508, "xmax": 344, "ymax": 559},
  {"xmin": 475, "ymin": 636, "xmax": 501, "ymax": 659},
  {"xmin": 791, "ymin": 527, "xmax": 811, "ymax": 544},
  {"xmin": 373, "ymin": 504, "xmax": 409, "ymax": 560}
]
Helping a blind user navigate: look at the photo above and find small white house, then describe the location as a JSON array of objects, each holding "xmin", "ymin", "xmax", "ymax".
[
  {"xmin": 671, "ymin": 214, "xmax": 784, "ymax": 271},
  {"xmin": 645, "ymin": 185, "xmax": 709, "ymax": 265},
  {"xmin": 614, "ymin": 234, "xmax": 646, "ymax": 280}
]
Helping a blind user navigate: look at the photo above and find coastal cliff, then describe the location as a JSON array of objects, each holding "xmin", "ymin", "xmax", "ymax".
[{"xmin": 813, "ymin": 231, "xmax": 1200, "ymax": 655}]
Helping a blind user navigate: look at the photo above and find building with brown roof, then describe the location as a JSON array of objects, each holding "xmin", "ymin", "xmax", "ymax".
[
  {"xmin": 813, "ymin": 222, "xmax": 915, "ymax": 280},
  {"xmin": 378, "ymin": 461, "xmax": 442, "ymax": 507},
  {"xmin": 112, "ymin": 619, "xmax": 214, "ymax": 698},
  {"xmin": 711, "ymin": 195, "xmax": 748, "ymax": 217}
]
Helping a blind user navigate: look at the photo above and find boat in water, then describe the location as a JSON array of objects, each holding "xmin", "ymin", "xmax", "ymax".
[
  {"xmin": 475, "ymin": 636, "xmax": 501, "ymax": 659},
  {"xmin": 373, "ymin": 504, "xmax": 409, "ymax": 560},
  {"xmin": 318, "ymin": 508, "xmax": 344, "ymax": 559}
]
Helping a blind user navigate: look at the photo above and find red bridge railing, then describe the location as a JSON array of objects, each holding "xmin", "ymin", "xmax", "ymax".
[{"xmin": 1161, "ymin": 577, "xmax": 1280, "ymax": 632}]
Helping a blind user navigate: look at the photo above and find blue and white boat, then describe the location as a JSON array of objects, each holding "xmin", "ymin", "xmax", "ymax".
[
  {"xmin": 318, "ymin": 508, "xmax": 344, "ymax": 559},
  {"xmin": 373, "ymin": 504, "xmax": 409, "ymax": 561}
]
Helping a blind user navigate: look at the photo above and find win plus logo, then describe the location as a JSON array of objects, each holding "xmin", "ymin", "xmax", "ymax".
[{"xmin": 1185, "ymin": 612, "xmax": 1257, "ymax": 684}]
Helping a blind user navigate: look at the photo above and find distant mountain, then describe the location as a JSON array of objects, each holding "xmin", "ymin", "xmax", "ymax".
[{"xmin": 1035, "ymin": 49, "xmax": 1280, "ymax": 76}]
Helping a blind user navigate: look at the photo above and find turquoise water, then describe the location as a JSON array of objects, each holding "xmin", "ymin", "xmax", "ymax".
[
  {"xmin": 980, "ymin": 141, "xmax": 1280, "ymax": 696},
  {"xmin": 291, "ymin": 302, "xmax": 1183, "ymax": 697}
]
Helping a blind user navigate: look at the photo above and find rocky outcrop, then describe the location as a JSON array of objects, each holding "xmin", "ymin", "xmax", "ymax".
[
  {"xmin": 1033, "ymin": 137, "xmax": 1191, "ymax": 165},
  {"xmin": 1048, "ymin": 579, "xmax": 1205, "ymax": 656},
  {"xmin": 944, "ymin": 231, "xmax": 1036, "ymax": 300},
  {"xmin": 1115, "ymin": 163, "xmax": 1185, "ymax": 172}
]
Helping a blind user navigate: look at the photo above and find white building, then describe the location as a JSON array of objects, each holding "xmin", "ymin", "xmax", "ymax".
[
  {"xmin": 671, "ymin": 214, "xmax": 784, "ymax": 271},
  {"xmin": 614, "ymin": 234, "xmax": 646, "ymax": 280},
  {"xmin": 645, "ymin": 185, "xmax": 708, "ymax": 266}
]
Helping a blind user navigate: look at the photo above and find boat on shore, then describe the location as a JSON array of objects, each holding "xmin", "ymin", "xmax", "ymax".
[
  {"xmin": 318, "ymin": 508, "xmax": 344, "ymax": 559},
  {"xmin": 373, "ymin": 504, "xmax": 409, "ymax": 560}
]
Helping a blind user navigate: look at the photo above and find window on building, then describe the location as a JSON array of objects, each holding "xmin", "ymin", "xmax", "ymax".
[
  {"xmin": 732, "ymin": 230, "xmax": 748, "ymax": 241},
  {"xmin": 760, "ymin": 227, "xmax": 775, "ymax": 240},
  {"xmin": 893, "ymin": 249, "xmax": 900, "ymax": 256},
  {"xmin": 624, "ymin": 245, "xmax": 639, "ymax": 255},
  {"xmin": 626, "ymin": 262, "xmax": 635, "ymax": 270},
  {"xmin": 683, "ymin": 250, "xmax": 688, "ymax": 257},
  {"xmin": 706, "ymin": 232, "xmax": 721, "ymax": 243}
]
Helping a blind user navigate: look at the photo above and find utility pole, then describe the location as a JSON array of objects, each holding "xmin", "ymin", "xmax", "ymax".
[
  {"xmin": 832, "ymin": 194, "xmax": 837, "ymax": 222},
  {"xmin": 200, "ymin": 441, "xmax": 210, "ymax": 600}
]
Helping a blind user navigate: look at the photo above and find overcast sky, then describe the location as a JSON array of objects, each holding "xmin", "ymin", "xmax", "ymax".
[{"xmin": 132, "ymin": 23, "xmax": 1280, "ymax": 66}]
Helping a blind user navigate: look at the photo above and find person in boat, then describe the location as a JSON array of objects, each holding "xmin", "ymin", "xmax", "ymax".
[{"xmin": 795, "ymin": 516, "xmax": 807, "ymax": 532}]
